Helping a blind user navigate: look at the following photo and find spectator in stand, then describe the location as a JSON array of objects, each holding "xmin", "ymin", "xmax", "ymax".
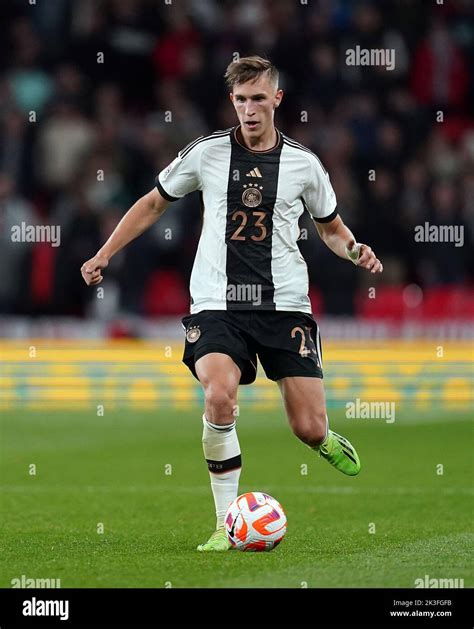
[
  {"xmin": 35, "ymin": 99, "xmax": 94, "ymax": 192},
  {"xmin": 0, "ymin": 173, "xmax": 36, "ymax": 312},
  {"xmin": 410, "ymin": 20, "xmax": 469, "ymax": 111}
]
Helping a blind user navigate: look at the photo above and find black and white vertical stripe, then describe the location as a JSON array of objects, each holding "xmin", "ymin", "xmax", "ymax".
[{"xmin": 225, "ymin": 131, "xmax": 283, "ymax": 310}]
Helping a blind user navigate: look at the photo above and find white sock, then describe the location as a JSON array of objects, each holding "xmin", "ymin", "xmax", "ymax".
[{"xmin": 202, "ymin": 414, "xmax": 241, "ymax": 529}]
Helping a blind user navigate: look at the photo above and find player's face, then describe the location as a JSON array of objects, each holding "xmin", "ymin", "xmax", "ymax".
[{"xmin": 230, "ymin": 74, "xmax": 283, "ymax": 139}]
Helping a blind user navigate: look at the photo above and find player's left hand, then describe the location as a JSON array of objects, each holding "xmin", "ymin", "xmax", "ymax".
[
  {"xmin": 346, "ymin": 240, "xmax": 383, "ymax": 273},
  {"xmin": 356, "ymin": 243, "xmax": 383, "ymax": 273}
]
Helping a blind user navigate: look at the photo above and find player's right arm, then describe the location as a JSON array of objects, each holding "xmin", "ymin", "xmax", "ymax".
[{"xmin": 81, "ymin": 188, "xmax": 168, "ymax": 286}]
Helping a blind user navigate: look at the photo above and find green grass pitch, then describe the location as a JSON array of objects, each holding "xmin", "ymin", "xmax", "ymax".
[{"xmin": 1, "ymin": 407, "xmax": 472, "ymax": 588}]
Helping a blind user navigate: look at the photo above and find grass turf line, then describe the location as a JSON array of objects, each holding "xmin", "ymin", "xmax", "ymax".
[{"xmin": 0, "ymin": 409, "xmax": 472, "ymax": 588}]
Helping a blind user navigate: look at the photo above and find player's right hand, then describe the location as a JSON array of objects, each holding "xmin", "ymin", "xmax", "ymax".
[{"xmin": 81, "ymin": 254, "xmax": 109, "ymax": 286}]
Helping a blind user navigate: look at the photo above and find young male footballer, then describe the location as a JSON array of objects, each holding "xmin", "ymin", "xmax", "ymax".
[{"xmin": 81, "ymin": 56, "xmax": 383, "ymax": 551}]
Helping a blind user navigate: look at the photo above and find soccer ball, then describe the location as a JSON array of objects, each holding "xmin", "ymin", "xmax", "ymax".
[{"xmin": 224, "ymin": 492, "xmax": 287, "ymax": 551}]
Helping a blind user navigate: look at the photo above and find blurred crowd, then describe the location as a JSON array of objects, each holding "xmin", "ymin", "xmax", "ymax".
[{"xmin": 0, "ymin": 0, "xmax": 473, "ymax": 318}]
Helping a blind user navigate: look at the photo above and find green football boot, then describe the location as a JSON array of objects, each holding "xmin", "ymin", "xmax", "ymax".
[
  {"xmin": 196, "ymin": 527, "xmax": 231, "ymax": 552},
  {"xmin": 317, "ymin": 430, "xmax": 361, "ymax": 476}
]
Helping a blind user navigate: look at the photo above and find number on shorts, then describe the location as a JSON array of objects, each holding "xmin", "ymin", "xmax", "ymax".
[{"xmin": 291, "ymin": 326, "xmax": 311, "ymax": 357}]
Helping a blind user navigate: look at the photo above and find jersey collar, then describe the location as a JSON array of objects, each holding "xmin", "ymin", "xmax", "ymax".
[{"xmin": 233, "ymin": 125, "xmax": 283, "ymax": 154}]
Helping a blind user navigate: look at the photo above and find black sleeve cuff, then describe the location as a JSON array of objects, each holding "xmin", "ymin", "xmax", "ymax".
[
  {"xmin": 312, "ymin": 208, "xmax": 338, "ymax": 223},
  {"xmin": 155, "ymin": 176, "xmax": 180, "ymax": 202}
]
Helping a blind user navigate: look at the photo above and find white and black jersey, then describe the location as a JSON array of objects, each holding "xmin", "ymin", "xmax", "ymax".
[{"xmin": 156, "ymin": 126, "xmax": 337, "ymax": 314}]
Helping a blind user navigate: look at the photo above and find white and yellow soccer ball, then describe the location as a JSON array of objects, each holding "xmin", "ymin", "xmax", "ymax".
[{"xmin": 224, "ymin": 492, "xmax": 287, "ymax": 551}]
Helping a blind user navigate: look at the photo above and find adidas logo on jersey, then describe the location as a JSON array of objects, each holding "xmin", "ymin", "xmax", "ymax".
[{"xmin": 246, "ymin": 167, "xmax": 262, "ymax": 178}]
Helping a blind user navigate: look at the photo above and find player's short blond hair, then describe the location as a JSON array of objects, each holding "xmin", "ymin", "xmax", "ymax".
[{"xmin": 224, "ymin": 56, "xmax": 279, "ymax": 91}]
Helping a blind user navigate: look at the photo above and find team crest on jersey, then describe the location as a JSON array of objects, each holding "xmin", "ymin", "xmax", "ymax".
[
  {"xmin": 242, "ymin": 183, "xmax": 263, "ymax": 207},
  {"xmin": 186, "ymin": 325, "xmax": 201, "ymax": 343}
]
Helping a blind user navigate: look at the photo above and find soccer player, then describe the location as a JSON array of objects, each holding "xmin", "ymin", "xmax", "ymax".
[{"xmin": 81, "ymin": 56, "xmax": 383, "ymax": 552}]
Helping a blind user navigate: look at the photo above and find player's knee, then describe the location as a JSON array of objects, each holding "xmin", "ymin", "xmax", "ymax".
[
  {"xmin": 292, "ymin": 412, "xmax": 327, "ymax": 446},
  {"xmin": 293, "ymin": 426, "xmax": 326, "ymax": 446},
  {"xmin": 204, "ymin": 385, "xmax": 237, "ymax": 423}
]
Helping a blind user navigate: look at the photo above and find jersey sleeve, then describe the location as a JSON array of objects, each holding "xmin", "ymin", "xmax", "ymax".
[
  {"xmin": 155, "ymin": 138, "xmax": 203, "ymax": 201},
  {"xmin": 301, "ymin": 154, "xmax": 338, "ymax": 222}
]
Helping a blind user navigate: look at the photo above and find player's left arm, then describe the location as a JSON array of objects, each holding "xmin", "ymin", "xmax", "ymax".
[{"xmin": 314, "ymin": 214, "xmax": 383, "ymax": 273}]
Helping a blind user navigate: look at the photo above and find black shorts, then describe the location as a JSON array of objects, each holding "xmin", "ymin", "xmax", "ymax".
[{"xmin": 181, "ymin": 310, "xmax": 323, "ymax": 385}]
